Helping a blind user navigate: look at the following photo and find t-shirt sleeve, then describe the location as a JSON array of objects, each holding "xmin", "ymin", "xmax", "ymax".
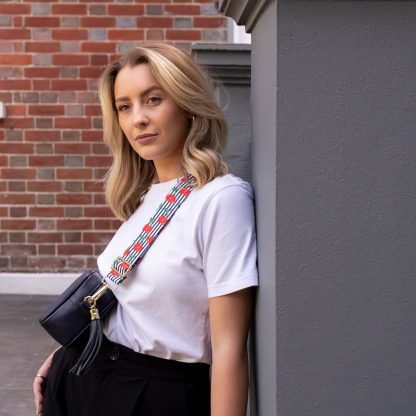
[{"xmin": 196, "ymin": 183, "xmax": 259, "ymax": 298}]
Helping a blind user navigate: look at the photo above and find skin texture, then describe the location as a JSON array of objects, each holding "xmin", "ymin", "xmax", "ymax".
[
  {"xmin": 33, "ymin": 350, "xmax": 56, "ymax": 416},
  {"xmin": 114, "ymin": 63, "xmax": 191, "ymax": 183},
  {"xmin": 34, "ymin": 63, "xmax": 254, "ymax": 416}
]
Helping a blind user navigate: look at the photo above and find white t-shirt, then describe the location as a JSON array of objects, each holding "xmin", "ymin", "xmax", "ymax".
[{"xmin": 97, "ymin": 173, "xmax": 259, "ymax": 364}]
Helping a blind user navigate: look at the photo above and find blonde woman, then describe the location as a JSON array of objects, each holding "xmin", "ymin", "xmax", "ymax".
[{"xmin": 34, "ymin": 42, "xmax": 258, "ymax": 416}]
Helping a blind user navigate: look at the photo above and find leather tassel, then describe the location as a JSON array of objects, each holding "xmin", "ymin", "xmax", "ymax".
[{"xmin": 69, "ymin": 318, "xmax": 103, "ymax": 376}]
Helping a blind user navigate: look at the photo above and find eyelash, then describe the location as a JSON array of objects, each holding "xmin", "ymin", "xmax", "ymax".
[
  {"xmin": 148, "ymin": 96, "xmax": 161, "ymax": 104},
  {"xmin": 117, "ymin": 97, "xmax": 162, "ymax": 113}
]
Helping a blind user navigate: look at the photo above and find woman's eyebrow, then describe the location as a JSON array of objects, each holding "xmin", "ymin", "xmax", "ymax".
[{"xmin": 114, "ymin": 85, "xmax": 163, "ymax": 102}]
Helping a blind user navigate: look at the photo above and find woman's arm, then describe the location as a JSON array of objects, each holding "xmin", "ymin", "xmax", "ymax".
[
  {"xmin": 208, "ymin": 287, "xmax": 254, "ymax": 416},
  {"xmin": 33, "ymin": 348, "xmax": 60, "ymax": 416}
]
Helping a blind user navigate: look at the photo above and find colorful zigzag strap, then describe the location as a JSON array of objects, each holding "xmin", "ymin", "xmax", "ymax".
[{"xmin": 103, "ymin": 172, "xmax": 197, "ymax": 288}]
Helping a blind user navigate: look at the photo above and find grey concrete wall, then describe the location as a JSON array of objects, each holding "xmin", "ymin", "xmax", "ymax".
[{"xmin": 273, "ymin": 1, "xmax": 416, "ymax": 415}]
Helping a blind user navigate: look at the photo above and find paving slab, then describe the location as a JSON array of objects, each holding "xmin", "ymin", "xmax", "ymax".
[{"xmin": 0, "ymin": 295, "xmax": 58, "ymax": 416}]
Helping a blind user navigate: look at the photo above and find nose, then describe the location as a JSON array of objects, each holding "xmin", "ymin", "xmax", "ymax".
[{"xmin": 132, "ymin": 104, "xmax": 149, "ymax": 128}]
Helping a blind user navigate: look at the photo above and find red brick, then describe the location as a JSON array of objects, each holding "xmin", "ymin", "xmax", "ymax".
[
  {"xmin": 91, "ymin": 55, "xmax": 108, "ymax": 65},
  {"xmin": 29, "ymin": 207, "xmax": 65, "ymax": 217},
  {"xmin": 0, "ymin": 208, "xmax": 8, "ymax": 217},
  {"xmin": 85, "ymin": 105, "xmax": 101, "ymax": 116},
  {"xmin": 108, "ymin": 5, "xmax": 144, "ymax": 15},
  {"xmin": 28, "ymin": 181, "xmax": 62, "ymax": 192},
  {"xmin": 25, "ymin": 42, "xmax": 60, "ymax": 53},
  {"xmin": 81, "ymin": 42, "xmax": 116, "ymax": 53},
  {"xmin": 29, "ymin": 257, "xmax": 66, "ymax": 270},
  {"xmin": 38, "ymin": 245, "xmax": 56, "ymax": 255},
  {"xmin": 10, "ymin": 208, "xmax": 27, "ymax": 218},
  {"xmin": 6, "ymin": 105, "xmax": 26, "ymax": 116},
  {"xmin": 80, "ymin": 17, "xmax": 115, "ymax": 27},
  {"xmin": 55, "ymin": 143, "xmax": 91, "ymax": 154},
  {"xmin": 0, "ymin": 118, "xmax": 34, "ymax": 129},
  {"xmin": 0, "ymin": 54, "xmax": 32, "ymax": 65},
  {"xmin": 84, "ymin": 181, "xmax": 103, "ymax": 192},
  {"xmin": 81, "ymin": 131, "xmax": 103, "ymax": 141},
  {"xmin": 137, "ymin": 17, "xmax": 173, "ymax": 28},
  {"xmin": 55, "ymin": 117, "xmax": 90, "ymax": 129},
  {"xmin": 52, "ymin": 4, "xmax": 87, "ymax": 14},
  {"xmin": 2, "ymin": 244, "xmax": 37, "ymax": 256},
  {"xmin": 94, "ymin": 219, "xmax": 122, "ymax": 230},
  {"xmin": 52, "ymin": 29, "xmax": 88, "ymax": 41},
  {"xmin": 28, "ymin": 105, "xmax": 65, "ymax": 116},
  {"xmin": 29, "ymin": 155, "xmax": 65, "ymax": 166},
  {"xmin": 57, "ymin": 219, "xmax": 92, "ymax": 230},
  {"xmin": 165, "ymin": 5, "xmax": 200, "ymax": 15},
  {"xmin": 0, "ymin": 4, "xmax": 31, "ymax": 14},
  {"xmin": 28, "ymin": 233, "xmax": 62, "ymax": 243},
  {"xmin": 51, "ymin": 80, "xmax": 87, "ymax": 90},
  {"xmin": 93, "ymin": 194, "xmax": 106, "ymax": 204},
  {"xmin": 85, "ymin": 156, "xmax": 112, "ymax": 167},
  {"xmin": 146, "ymin": 29, "xmax": 164, "ymax": 41},
  {"xmin": 33, "ymin": 80, "xmax": 50, "ymax": 90},
  {"xmin": 84, "ymin": 207, "xmax": 114, "ymax": 217},
  {"xmin": 80, "ymin": 66, "xmax": 104, "ymax": 78},
  {"xmin": 0, "ymin": 29, "xmax": 30, "ymax": 39},
  {"xmin": 25, "ymin": 67, "xmax": 59, "ymax": 78},
  {"xmin": 166, "ymin": 30, "xmax": 201, "ymax": 41},
  {"xmin": 57, "ymin": 168, "xmax": 92, "ymax": 180},
  {"xmin": 194, "ymin": 17, "xmax": 226, "ymax": 28},
  {"xmin": 108, "ymin": 29, "xmax": 144, "ymax": 41},
  {"xmin": 0, "ymin": 79, "xmax": 31, "ymax": 90},
  {"xmin": 13, "ymin": 16, "xmax": 23, "ymax": 27},
  {"xmin": 0, "ymin": 169, "xmax": 36, "ymax": 179},
  {"xmin": 0, "ymin": 194, "xmax": 35, "ymax": 204},
  {"xmin": 83, "ymin": 232, "xmax": 113, "ymax": 243},
  {"xmin": 25, "ymin": 17, "xmax": 60, "ymax": 27},
  {"xmin": 0, "ymin": 156, "xmax": 7, "ymax": 166},
  {"xmin": 92, "ymin": 143, "xmax": 109, "ymax": 155},
  {"xmin": 0, "ymin": 143, "xmax": 34, "ymax": 154},
  {"xmin": 25, "ymin": 130, "xmax": 60, "ymax": 141},
  {"xmin": 1, "ymin": 220, "xmax": 36, "ymax": 230},
  {"xmin": 58, "ymin": 245, "xmax": 93, "ymax": 255},
  {"xmin": 53, "ymin": 54, "xmax": 89, "ymax": 65},
  {"xmin": 56, "ymin": 194, "xmax": 92, "ymax": 205}
]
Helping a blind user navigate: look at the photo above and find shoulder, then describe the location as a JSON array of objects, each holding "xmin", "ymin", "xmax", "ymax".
[
  {"xmin": 193, "ymin": 173, "xmax": 254, "ymax": 204},
  {"xmin": 191, "ymin": 174, "xmax": 255, "ymax": 225}
]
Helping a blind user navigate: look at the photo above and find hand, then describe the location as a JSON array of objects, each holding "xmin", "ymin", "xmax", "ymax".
[{"xmin": 33, "ymin": 350, "xmax": 57, "ymax": 416}]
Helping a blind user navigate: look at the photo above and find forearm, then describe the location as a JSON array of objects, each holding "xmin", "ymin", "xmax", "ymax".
[{"xmin": 210, "ymin": 349, "xmax": 249, "ymax": 416}]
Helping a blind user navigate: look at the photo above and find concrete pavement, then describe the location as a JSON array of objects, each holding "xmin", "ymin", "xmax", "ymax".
[{"xmin": 0, "ymin": 295, "xmax": 58, "ymax": 416}]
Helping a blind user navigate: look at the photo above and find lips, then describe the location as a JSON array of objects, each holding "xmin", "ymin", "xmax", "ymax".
[{"xmin": 135, "ymin": 133, "xmax": 158, "ymax": 143}]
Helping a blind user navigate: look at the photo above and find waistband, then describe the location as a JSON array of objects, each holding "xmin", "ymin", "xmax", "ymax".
[{"xmin": 94, "ymin": 336, "xmax": 211, "ymax": 383}]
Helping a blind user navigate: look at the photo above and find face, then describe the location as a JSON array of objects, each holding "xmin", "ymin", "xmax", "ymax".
[{"xmin": 114, "ymin": 64, "xmax": 190, "ymax": 169}]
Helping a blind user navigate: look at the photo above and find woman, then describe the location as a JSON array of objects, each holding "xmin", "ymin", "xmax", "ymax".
[{"xmin": 34, "ymin": 42, "xmax": 259, "ymax": 416}]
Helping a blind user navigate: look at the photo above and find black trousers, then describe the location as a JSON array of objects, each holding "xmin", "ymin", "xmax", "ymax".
[{"xmin": 44, "ymin": 336, "xmax": 211, "ymax": 416}]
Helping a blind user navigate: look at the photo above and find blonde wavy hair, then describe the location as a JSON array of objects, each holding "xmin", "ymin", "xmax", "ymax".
[{"xmin": 98, "ymin": 42, "xmax": 229, "ymax": 221}]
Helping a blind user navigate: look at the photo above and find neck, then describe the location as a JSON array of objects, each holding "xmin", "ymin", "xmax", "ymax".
[{"xmin": 153, "ymin": 162, "xmax": 185, "ymax": 184}]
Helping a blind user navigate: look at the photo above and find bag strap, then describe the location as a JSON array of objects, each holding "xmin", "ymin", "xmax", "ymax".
[{"xmin": 103, "ymin": 172, "xmax": 197, "ymax": 289}]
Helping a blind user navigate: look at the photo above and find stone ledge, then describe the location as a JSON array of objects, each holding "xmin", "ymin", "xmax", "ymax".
[
  {"xmin": 192, "ymin": 42, "xmax": 251, "ymax": 85},
  {"xmin": 219, "ymin": 0, "xmax": 270, "ymax": 32},
  {"xmin": 0, "ymin": 273, "xmax": 79, "ymax": 295}
]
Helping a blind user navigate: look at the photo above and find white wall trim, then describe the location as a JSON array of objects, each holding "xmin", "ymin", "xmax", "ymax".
[{"xmin": 0, "ymin": 273, "xmax": 79, "ymax": 295}]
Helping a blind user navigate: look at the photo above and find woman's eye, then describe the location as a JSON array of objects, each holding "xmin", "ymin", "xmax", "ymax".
[
  {"xmin": 148, "ymin": 96, "xmax": 161, "ymax": 104},
  {"xmin": 117, "ymin": 104, "xmax": 130, "ymax": 112}
]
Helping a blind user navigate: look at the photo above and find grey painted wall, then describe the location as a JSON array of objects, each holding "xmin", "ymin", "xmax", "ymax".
[
  {"xmin": 250, "ymin": 2, "xmax": 279, "ymax": 415},
  {"xmin": 273, "ymin": 1, "xmax": 416, "ymax": 415}
]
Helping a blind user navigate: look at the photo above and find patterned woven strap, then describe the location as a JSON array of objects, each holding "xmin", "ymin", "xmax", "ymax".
[{"xmin": 103, "ymin": 172, "xmax": 197, "ymax": 287}]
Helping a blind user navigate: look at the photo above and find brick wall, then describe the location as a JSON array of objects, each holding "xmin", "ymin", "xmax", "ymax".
[{"xmin": 0, "ymin": 0, "xmax": 228, "ymax": 273}]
